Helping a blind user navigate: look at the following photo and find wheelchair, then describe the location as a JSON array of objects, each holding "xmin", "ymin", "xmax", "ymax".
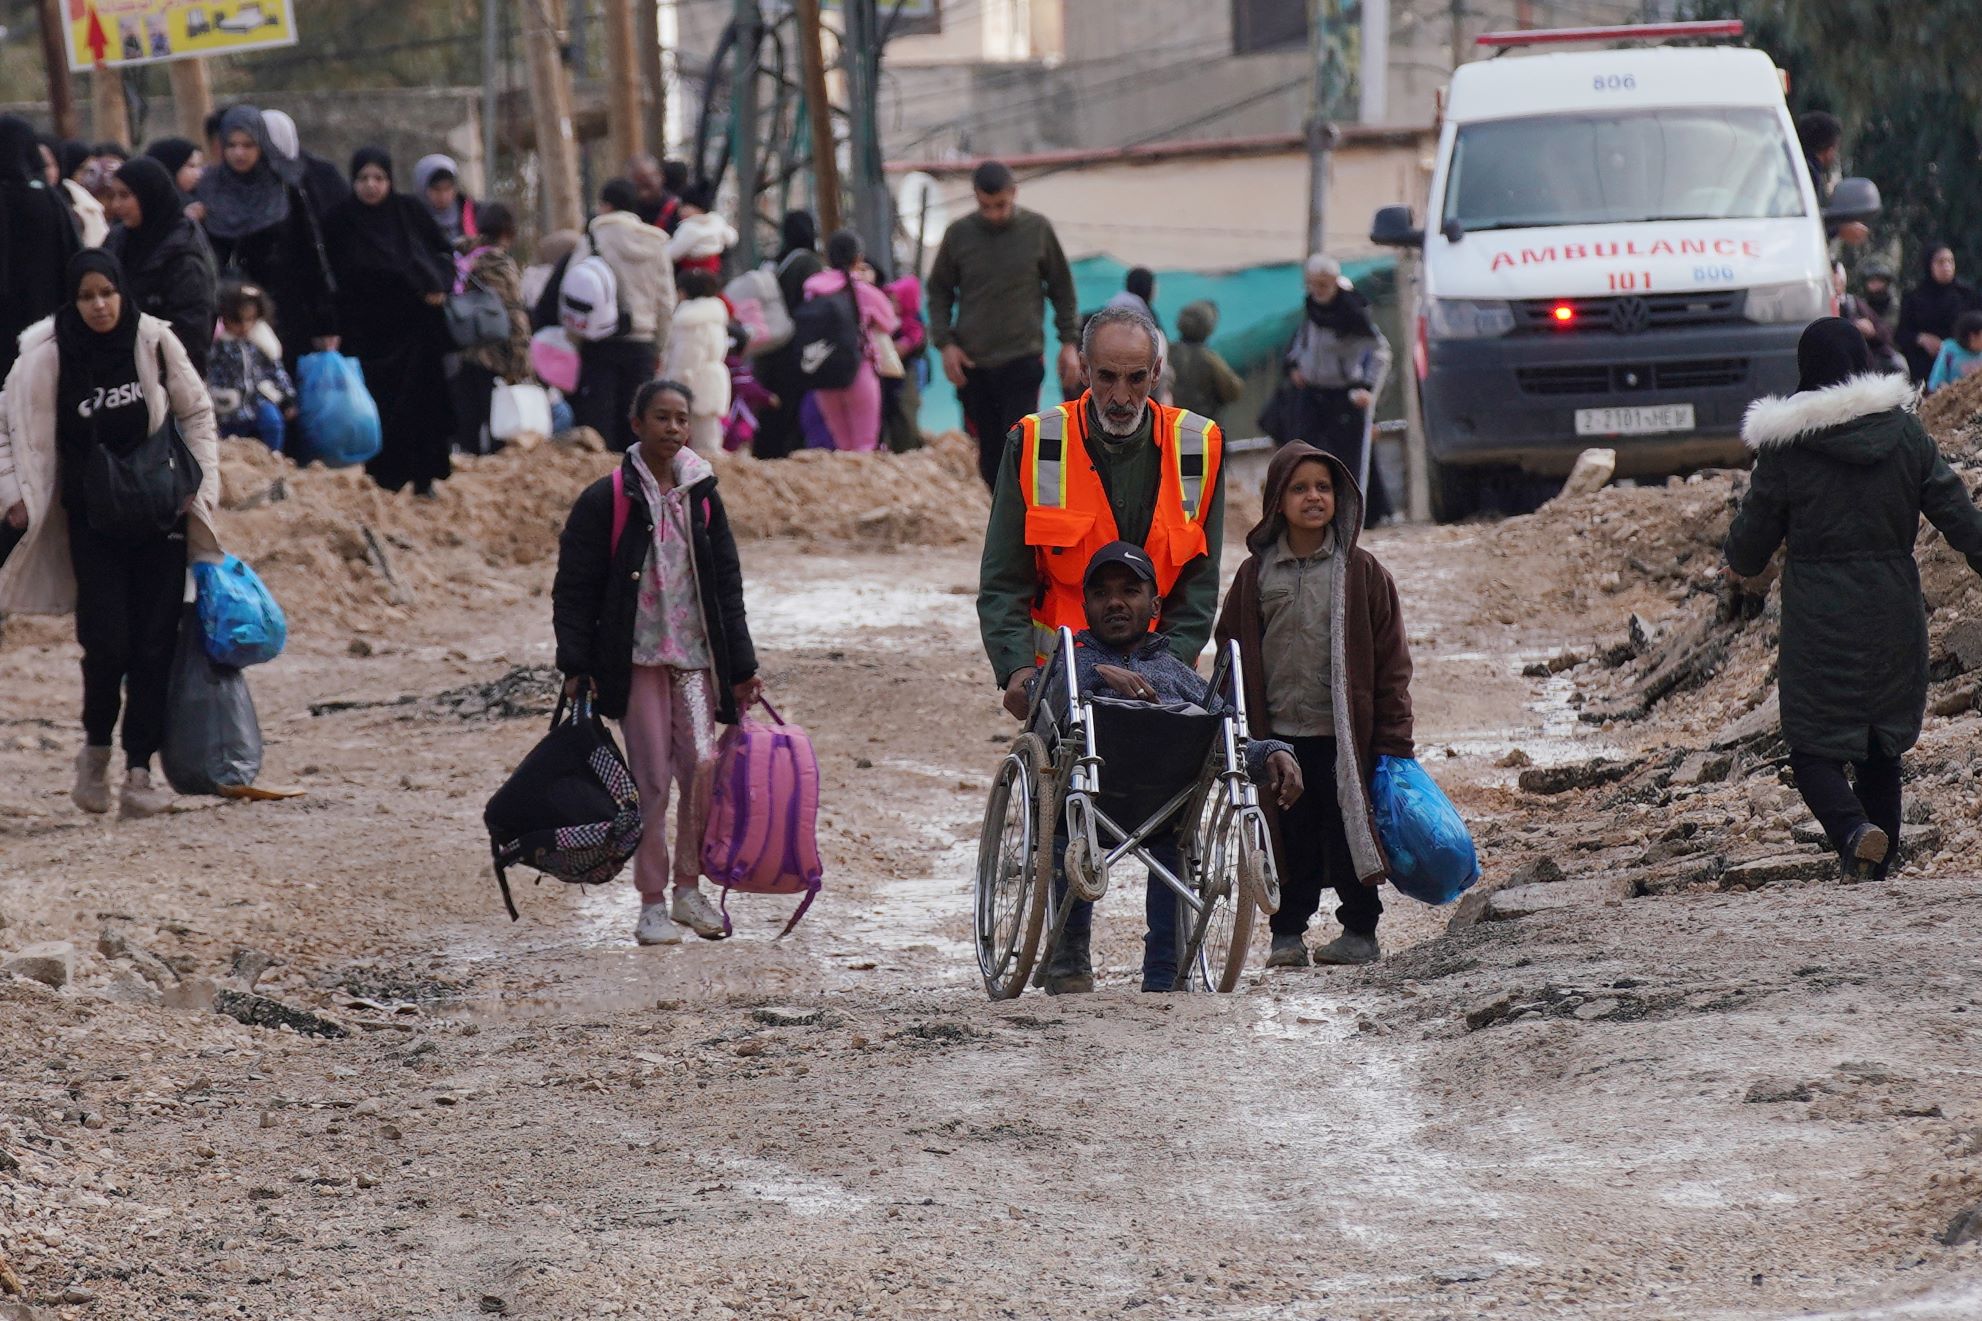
[{"xmin": 973, "ymin": 628, "xmax": 1281, "ymax": 998}]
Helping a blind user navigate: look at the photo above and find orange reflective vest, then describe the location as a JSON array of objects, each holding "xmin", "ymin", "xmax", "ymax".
[{"xmin": 1016, "ymin": 393, "xmax": 1222, "ymax": 666}]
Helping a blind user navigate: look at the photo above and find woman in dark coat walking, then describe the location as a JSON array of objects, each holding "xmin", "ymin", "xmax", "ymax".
[
  {"xmin": 0, "ymin": 116, "xmax": 82, "ymax": 385},
  {"xmin": 1894, "ymin": 244, "xmax": 1982, "ymax": 384},
  {"xmin": 322, "ymin": 148, "xmax": 457, "ymax": 496},
  {"xmin": 1726, "ymin": 318, "xmax": 1982, "ymax": 879},
  {"xmin": 194, "ymin": 105, "xmax": 337, "ymax": 371},
  {"xmin": 751, "ymin": 209, "xmax": 823, "ymax": 459},
  {"xmin": 104, "ymin": 157, "xmax": 217, "ymax": 377}
]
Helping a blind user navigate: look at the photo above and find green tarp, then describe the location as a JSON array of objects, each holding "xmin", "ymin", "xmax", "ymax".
[{"xmin": 915, "ymin": 253, "xmax": 1395, "ymax": 433}]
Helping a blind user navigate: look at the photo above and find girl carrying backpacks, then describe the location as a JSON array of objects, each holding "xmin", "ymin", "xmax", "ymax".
[
  {"xmin": 701, "ymin": 697, "xmax": 823, "ymax": 937},
  {"xmin": 484, "ymin": 689, "xmax": 643, "ymax": 920}
]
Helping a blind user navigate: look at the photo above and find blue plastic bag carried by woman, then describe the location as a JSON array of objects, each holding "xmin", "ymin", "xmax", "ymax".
[
  {"xmin": 1371, "ymin": 755, "xmax": 1480, "ymax": 905},
  {"xmin": 296, "ymin": 351, "xmax": 382, "ymax": 467},
  {"xmin": 194, "ymin": 555, "xmax": 287, "ymax": 667}
]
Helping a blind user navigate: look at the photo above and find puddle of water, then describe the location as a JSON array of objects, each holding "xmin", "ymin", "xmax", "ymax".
[
  {"xmin": 1438, "ymin": 650, "xmax": 1626, "ymax": 772},
  {"xmin": 748, "ymin": 583, "xmax": 960, "ymax": 648}
]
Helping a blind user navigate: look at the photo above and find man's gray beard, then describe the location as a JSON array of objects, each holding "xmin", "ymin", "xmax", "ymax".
[{"xmin": 1097, "ymin": 401, "xmax": 1147, "ymax": 437}]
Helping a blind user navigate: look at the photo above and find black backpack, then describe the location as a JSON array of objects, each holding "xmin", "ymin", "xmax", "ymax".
[
  {"xmin": 483, "ymin": 691, "xmax": 642, "ymax": 919},
  {"xmin": 84, "ymin": 343, "xmax": 204, "ymax": 542},
  {"xmin": 790, "ymin": 281, "xmax": 864, "ymax": 390}
]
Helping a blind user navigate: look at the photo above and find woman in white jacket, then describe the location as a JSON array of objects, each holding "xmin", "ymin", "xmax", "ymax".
[
  {"xmin": 661, "ymin": 271, "xmax": 735, "ymax": 453},
  {"xmin": 0, "ymin": 250, "xmax": 223, "ymax": 817}
]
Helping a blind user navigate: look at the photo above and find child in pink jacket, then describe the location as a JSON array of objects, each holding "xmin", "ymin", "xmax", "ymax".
[{"xmin": 800, "ymin": 230, "xmax": 899, "ymax": 453}]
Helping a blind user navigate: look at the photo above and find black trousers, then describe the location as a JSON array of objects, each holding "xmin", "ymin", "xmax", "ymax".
[
  {"xmin": 1285, "ymin": 386, "xmax": 1392, "ymax": 526},
  {"xmin": 68, "ymin": 516, "xmax": 186, "ymax": 769},
  {"xmin": 959, "ymin": 355, "xmax": 1045, "ymax": 489},
  {"xmin": 576, "ymin": 339, "xmax": 660, "ymax": 453},
  {"xmin": 1789, "ymin": 749, "xmax": 1903, "ymax": 879},
  {"xmin": 450, "ymin": 360, "xmax": 500, "ymax": 456},
  {"xmin": 1272, "ymin": 736, "xmax": 1383, "ymax": 938}
]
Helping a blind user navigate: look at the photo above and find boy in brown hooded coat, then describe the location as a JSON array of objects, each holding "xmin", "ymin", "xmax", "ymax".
[{"xmin": 1215, "ymin": 442, "xmax": 1415, "ymax": 966}]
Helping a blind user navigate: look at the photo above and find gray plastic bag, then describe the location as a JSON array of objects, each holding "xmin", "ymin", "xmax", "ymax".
[{"xmin": 161, "ymin": 606, "xmax": 263, "ymax": 795}]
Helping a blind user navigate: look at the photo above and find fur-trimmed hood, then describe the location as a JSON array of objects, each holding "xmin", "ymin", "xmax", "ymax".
[{"xmin": 1742, "ymin": 372, "xmax": 1918, "ymax": 456}]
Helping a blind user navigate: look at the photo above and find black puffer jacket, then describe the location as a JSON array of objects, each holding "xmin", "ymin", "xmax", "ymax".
[
  {"xmin": 1726, "ymin": 372, "xmax": 1982, "ymax": 761},
  {"xmin": 551, "ymin": 450, "xmax": 757, "ymax": 724},
  {"xmin": 108, "ymin": 221, "xmax": 217, "ymax": 378}
]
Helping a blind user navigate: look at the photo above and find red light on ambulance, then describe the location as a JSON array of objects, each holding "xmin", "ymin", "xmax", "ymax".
[{"xmin": 1550, "ymin": 304, "xmax": 1576, "ymax": 325}]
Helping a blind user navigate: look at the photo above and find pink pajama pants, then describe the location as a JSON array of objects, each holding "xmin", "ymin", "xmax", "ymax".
[{"xmin": 621, "ymin": 665, "xmax": 719, "ymax": 902}]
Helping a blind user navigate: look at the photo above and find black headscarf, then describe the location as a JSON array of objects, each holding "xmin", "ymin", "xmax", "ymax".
[
  {"xmin": 54, "ymin": 250, "xmax": 149, "ymax": 458},
  {"xmin": 109, "ymin": 156, "xmax": 186, "ymax": 273},
  {"xmin": 779, "ymin": 209, "xmax": 818, "ymax": 258},
  {"xmin": 193, "ymin": 105, "xmax": 290, "ymax": 240},
  {"xmin": 56, "ymin": 139, "xmax": 92, "ymax": 182},
  {"xmin": 323, "ymin": 148, "xmax": 453, "ymax": 295},
  {"xmin": 0, "ymin": 116, "xmax": 81, "ymax": 342},
  {"xmin": 1796, "ymin": 316, "xmax": 1873, "ymax": 393},
  {"xmin": 1903, "ymin": 244, "xmax": 1977, "ymax": 338},
  {"xmin": 143, "ymin": 136, "xmax": 200, "ymax": 182},
  {"xmin": 1305, "ymin": 284, "xmax": 1378, "ymax": 339}
]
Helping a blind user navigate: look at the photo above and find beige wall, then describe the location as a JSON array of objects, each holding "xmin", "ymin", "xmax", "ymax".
[{"xmin": 912, "ymin": 134, "xmax": 1433, "ymax": 271}]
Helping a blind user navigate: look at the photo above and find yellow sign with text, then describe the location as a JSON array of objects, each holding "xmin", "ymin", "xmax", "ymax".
[{"xmin": 66, "ymin": 0, "xmax": 297, "ymax": 72}]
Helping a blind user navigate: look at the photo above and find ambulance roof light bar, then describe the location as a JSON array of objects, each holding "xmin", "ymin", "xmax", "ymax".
[{"xmin": 1475, "ymin": 20, "xmax": 1745, "ymax": 51}]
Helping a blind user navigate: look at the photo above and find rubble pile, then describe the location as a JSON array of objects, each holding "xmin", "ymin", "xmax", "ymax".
[{"xmin": 1460, "ymin": 394, "xmax": 1982, "ymax": 922}]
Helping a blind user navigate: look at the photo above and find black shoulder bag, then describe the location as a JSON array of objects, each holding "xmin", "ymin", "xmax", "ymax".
[{"xmin": 83, "ymin": 341, "xmax": 204, "ymax": 542}]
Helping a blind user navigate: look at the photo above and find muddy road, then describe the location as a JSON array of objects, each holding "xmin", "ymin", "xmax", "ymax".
[{"xmin": 3, "ymin": 516, "xmax": 1981, "ymax": 1320}]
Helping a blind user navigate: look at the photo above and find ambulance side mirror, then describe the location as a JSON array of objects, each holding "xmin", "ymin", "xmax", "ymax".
[
  {"xmin": 1371, "ymin": 206, "xmax": 1424, "ymax": 248},
  {"xmin": 1824, "ymin": 177, "xmax": 1882, "ymax": 227}
]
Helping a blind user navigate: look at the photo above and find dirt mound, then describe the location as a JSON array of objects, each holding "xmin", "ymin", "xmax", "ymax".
[
  {"xmin": 1919, "ymin": 370, "xmax": 1982, "ymax": 450},
  {"xmin": 211, "ymin": 431, "xmax": 990, "ymax": 639}
]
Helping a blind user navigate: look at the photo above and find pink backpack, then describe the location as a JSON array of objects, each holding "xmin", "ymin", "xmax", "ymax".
[{"xmin": 701, "ymin": 698, "xmax": 823, "ymax": 937}]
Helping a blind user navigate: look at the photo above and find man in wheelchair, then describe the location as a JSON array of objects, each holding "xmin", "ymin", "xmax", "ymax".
[{"xmin": 1030, "ymin": 542, "xmax": 1302, "ymax": 993}]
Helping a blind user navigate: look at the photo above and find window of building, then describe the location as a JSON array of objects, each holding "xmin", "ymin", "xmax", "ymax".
[{"xmin": 1232, "ymin": 0, "xmax": 1309, "ymax": 54}]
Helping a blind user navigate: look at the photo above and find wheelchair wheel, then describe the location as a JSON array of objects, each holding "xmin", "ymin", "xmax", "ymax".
[
  {"xmin": 975, "ymin": 733, "xmax": 1054, "ymax": 999},
  {"xmin": 1187, "ymin": 799, "xmax": 1256, "ymax": 993},
  {"xmin": 1237, "ymin": 804, "xmax": 1280, "ymax": 916}
]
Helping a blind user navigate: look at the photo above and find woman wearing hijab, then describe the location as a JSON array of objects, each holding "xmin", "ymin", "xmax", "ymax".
[
  {"xmin": 800, "ymin": 229, "xmax": 900, "ymax": 452},
  {"xmin": 259, "ymin": 108, "xmax": 351, "ymax": 221},
  {"xmin": 323, "ymin": 148, "xmax": 457, "ymax": 496},
  {"xmin": 412, "ymin": 154, "xmax": 476, "ymax": 247},
  {"xmin": 105, "ymin": 157, "xmax": 217, "ymax": 377},
  {"xmin": 194, "ymin": 105, "xmax": 337, "ymax": 370},
  {"xmin": 55, "ymin": 139, "xmax": 110, "ymax": 247},
  {"xmin": 0, "ymin": 250, "xmax": 224, "ymax": 818},
  {"xmin": 750, "ymin": 209, "xmax": 823, "ymax": 459},
  {"xmin": 1895, "ymin": 244, "xmax": 1982, "ymax": 383},
  {"xmin": 1726, "ymin": 317, "xmax": 1982, "ymax": 881},
  {"xmin": 142, "ymin": 137, "xmax": 205, "ymax": 197},
  {"xmin": 0, "ymin": 116, "xmax": 83, "ymax": 385}
]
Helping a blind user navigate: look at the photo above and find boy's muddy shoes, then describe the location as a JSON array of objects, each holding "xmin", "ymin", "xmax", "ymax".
[
  {"xmin": 1264, "ymin": 934, "xmax": 1311, "ymax": 969},
  {"xmin": 1842, "ymin": 823, "xmax": 1891, "ymax": 882},
  {"xmin": 1313, "ymin": 931, "xmax": 1380, "ymax": 966},
  {"xmin": 1043, "ymin": 930, "xmax": 1093, "ymax": 995}
]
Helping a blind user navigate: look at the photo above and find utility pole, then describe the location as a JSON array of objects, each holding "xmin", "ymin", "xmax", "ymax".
[
  {"xmin": 605, "ymin": 0, "xmax": 643, "ymax": 167},
  {"xmin": 1359, "ymin": 0, "xmax": 1389, "ymax": 124},
  {"xmin": 731, "ymin": 0, "xmax": 761, "ymax": 266},
  {"xmin": 1304, "ymin": 0, "xmax": 1338, "ymax": 258},
  {"xmin": 481, "ymin": 0, "xmax": 500, "ymax": 198},
  {"xmin": 637, "ymin": 0, "xmax": 666, "ymax": 158},
  {"xmin": 1449, "ymin": 0, "xmax": 1465, "ymax": 71},
  {"xmin": 521, "ymin": 0, "xmax": 584, "ymax": 232},
  {"xmin": 841, "ymin": 0, "xmax": 891, "ymax": 265},
  {"xmin": 92, "ymin": 64, "xmax": 129, "ymax": 144},
  {"xmin": 793, "ymin": 0, "xmax": 841, "ymax": 233},
  {"xmin": 167, "ymin": 59, "xmax": 214, "ymax": 144},
  {"xmin": 37, "ymin": 0, "xmax": 78, "ymax": 139}
]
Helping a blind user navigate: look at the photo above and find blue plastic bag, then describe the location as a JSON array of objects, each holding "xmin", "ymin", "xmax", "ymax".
[
  {"xmin": 194, "ymin": 555, "xmax": 287, "ymax": 668},
  {"xmin": 296, "ymin": 351, "xmax": 382, "ymax": 467},
  {"xmin": 1370, "ymin": 755, "xmax": 1480, "ymax": 905}
]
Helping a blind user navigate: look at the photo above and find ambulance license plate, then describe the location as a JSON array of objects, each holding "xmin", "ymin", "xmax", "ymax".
[{"xmin": 1574, "ymin": 403, "xmax": 1695, "ymax": 436}]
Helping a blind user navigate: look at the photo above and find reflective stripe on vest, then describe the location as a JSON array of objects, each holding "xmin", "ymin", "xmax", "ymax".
[
  {"xmin": 1029, "ymin": 406, "xmax": 1070, "ymax": 510},
  {"xmin": 1171, "ymin": 410, "xmax": 1212, "ymax": 522}
]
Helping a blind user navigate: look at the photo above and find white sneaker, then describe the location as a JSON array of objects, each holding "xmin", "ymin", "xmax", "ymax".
[
  {"xmin": 72, "ymin": 746, "xmax": 113, "ymax": 814},
  {"xmin": 634, "ymin": 903, "xmax": 682, "ymax": 946},
  {"xmin": 119, "ymin": 767, "xmax": 174, "ymax": 819},
  {"xmin": 670, "ymin": 887, "xmax": 729, "ymax": 940}
]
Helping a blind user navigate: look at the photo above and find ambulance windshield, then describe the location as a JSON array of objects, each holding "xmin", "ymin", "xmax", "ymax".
[{"xmin": 1443, "ymin": 107, "xmax": 1807, "ymax": 233}]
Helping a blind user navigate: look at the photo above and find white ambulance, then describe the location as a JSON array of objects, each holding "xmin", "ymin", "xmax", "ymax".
[{"xmin": 1371, "ymin": 22, "xmax": 1880, "ymax": 520}]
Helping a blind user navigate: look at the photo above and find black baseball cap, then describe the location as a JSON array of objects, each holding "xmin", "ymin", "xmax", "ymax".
[{"xmin": 1083, "ymin": 541, "xmax": 1156, "ymax": 588}]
